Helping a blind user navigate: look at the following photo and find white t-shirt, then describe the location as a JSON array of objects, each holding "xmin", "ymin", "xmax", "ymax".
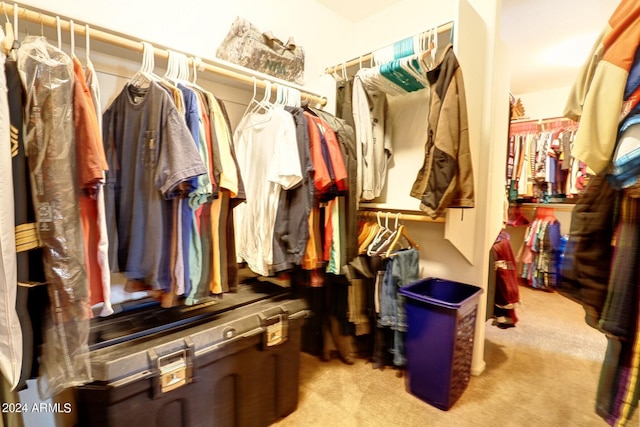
[{"xmin": 233, "ymin": 107, "xmax": 301, "ymax": 276}]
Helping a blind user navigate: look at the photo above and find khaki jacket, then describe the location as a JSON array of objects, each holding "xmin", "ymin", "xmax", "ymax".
[{"xmin": 410, "ymin": 44, "xmax": 474, "ymax": 218}]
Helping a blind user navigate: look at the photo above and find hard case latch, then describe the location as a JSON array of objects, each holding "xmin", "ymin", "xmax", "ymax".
[
  {"xmin": 258, "ymin": 310, "xmax": 289, "ymax": 349},
  {"xmin": 148, "ymin": 338, "xmax": 195, "ymax": 398}
]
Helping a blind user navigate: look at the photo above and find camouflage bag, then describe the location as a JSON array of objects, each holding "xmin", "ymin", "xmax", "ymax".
[{"xmin": 216, "ymin": 17, "xmax": 305, "ymax": 85}]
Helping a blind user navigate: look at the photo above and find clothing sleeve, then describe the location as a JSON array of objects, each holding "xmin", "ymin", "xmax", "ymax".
[
  {"xmin": 74, "ymin": 80, "xmax": 106, "ymax": 190},
  {"xmin": 563, "ymin": 27, "xmax": 608, "ymax": 122},
  {"xmin": 102, "ymin": 106, "xmax": 120, "ymax": 273},
  {"xmin": 305, "ymin": 112, "xmax": 332, "ymax": 192},
  {"xmin": 316, "ymin": 117, "xmax": 348, "ymax": 191},
  {"xmin": 453, "ymin": 69, "xmax": 475, "ymax": 207},
  {"xmin": 155, "ymin": 106, "xmax": 208, "ymax": 199}
]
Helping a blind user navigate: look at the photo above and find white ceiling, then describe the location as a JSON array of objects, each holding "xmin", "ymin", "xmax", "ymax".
[
  {"xmin": 500, "ymin": 0, "xmax": 617, "ymax": 94},
  {"xmin": 316, "ymin": 0, "xmax": 404, "ymax": 22},
  {"xmin": 315, "ymin": 0, "xmax": 618, "ymax": 95}
]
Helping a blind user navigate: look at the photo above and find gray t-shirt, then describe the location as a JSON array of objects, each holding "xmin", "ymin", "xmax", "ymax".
[{"xmin": 103, "ymin": 81, "xmax": 207, "ymax": 291}]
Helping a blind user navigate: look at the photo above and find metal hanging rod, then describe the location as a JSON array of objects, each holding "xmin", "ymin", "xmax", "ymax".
[
  {"xmin": 2, "ymin": 3, "xmax": 327, "ymax": 106},
  {"xmin": 510, "ymin": 116, "xmax": 577, "ymax": 125},
  {"xmin": 358, "ymin": 209, "xmax": 445, "ymax": 224},
  {"xmin": 325, "ymin": 21, "xmax": 454, "ymax": 75}
]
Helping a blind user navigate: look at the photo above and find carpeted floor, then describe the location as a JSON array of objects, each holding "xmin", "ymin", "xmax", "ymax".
[{"xmin": 273, "ymin": 285, "xmax": 639, "ymax": 426}]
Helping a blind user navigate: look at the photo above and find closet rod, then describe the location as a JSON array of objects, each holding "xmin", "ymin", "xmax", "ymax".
[
  {"xmin": 325, "ymin": 21, "xmax": 454, "ymax": 75},
  {"xmin": 3, "ymin": 3, "xmax": 327, "ymax": 107},
  {"xmin": 358, "ymin": 210, "xmax": 445, "ymax": 224},
  {"xmin": 510, "ymin": 116, "xmax": 576, "ymax": 125}
]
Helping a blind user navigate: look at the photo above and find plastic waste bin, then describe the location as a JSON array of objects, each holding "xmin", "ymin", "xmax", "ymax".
[{"xmin": 398, "ymin": 278, "xmax": 482, "ymax": 410}]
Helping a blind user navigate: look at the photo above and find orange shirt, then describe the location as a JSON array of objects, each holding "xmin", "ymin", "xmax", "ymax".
[
  {"xmin": 73, "ymin": 57, "xmax": 108, "ymax": 309},
  {"xmin": 308, "ymin": 115, "xmax": 348, "ymax": 192},
  {"xmin": 303, "ymin": 111, "xmax": 332, "ymax": 193}
]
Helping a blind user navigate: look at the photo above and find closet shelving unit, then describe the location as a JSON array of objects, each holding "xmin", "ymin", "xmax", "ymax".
[
  {"xmin": 507, "ymin": 116, "xmax": 580, "ymax": 213},
  {"xmin": 2, "ymin": 3, "xmax": 327, "ymax": 106},
  {"xmin": 325, "ymin": 21, "xmax": 454, "ymax": 75},
  {"xmin": 326, "ymin": 20, "xmax": 456, "ymax": 222}
]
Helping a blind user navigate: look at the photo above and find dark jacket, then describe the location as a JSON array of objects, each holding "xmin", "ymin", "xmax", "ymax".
[
  {"xmin": 557, "ymin": 174, "xmax": 618, "ymax": 330},
  {"xmin": 410, "ymin": 44, "xmax": 474, "ymax": 218}
]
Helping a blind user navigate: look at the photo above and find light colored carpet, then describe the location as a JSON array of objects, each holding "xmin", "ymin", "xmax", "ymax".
[{"xmin": 273, "ymin": 285, "xmax": 639, "ymax": 426}]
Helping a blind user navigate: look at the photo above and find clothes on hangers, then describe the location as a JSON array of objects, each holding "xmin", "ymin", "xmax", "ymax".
[
  {"xmin": 233, "ymin": 107, "xmax": 302, "ymax": 276},
  {"xmin": 7, "ymin": 42, "xmax": 45, "ymax": 393},
  {"xmin": 103, "ymin": 80, "xmax": 208, "ymax": 293},
  {"xmin": 517, "ymin": 211, "xmax": 561, "ymax": 290},
  {"xmin": 490, "ymin": 231, "xmax": 520, "ymax": 328},
  {"xmin": 564, "ymin": 0, "xmax": 640, "ymax": 175},
  {"xmin": 72, "ymin": 56, "xmax": 112, "ymax": 316},
  {"xmin": 84, "ymin": 52, "xmax": 112, "ymax": 318},
  {"xmin": 410, "ymin": 44, "xmax": 474, "ymax": 218},
  {"xmin": 17, "ymin": 34, "xmax": 91, "ymax": 399},
  {"xmin": 0, "ymin": 28, "xmax": 21, "ymax": 393},
  {"xmin": 377, "ymin": 247, "xmax": 419, "ymax": 367},
  {"xmin": 507, "ymin": 122, "xmax": 580, "ymax": 202},
  {"xmin": 353, "ymin": 70, "xmax": 392, "ymax": 201},
  {"xmin": 184, "ymin": 86, "xmax": 245, "ymax": 303}
]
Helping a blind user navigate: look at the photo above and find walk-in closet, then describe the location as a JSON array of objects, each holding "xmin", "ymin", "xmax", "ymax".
[{"xmin": 0, "ymin": 0, "xmax": 638, "ymax": 426}]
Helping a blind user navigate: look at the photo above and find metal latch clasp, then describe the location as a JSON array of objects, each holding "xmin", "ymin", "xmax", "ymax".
[
  {"xmin": 158, "ymin": 350, "xmax": 191, "ymax": 393},
  {"xmin": 149, "ymin": 338, "xmax": 195, "ymax": 398},
  {"xmin": 259, "ymin": 311, "xmax": 289, "ymax": 349}
]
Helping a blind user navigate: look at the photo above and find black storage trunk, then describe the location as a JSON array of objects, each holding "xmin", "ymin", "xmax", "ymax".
[{"xmin": 76, "ymin": 281, "xmax": 308, "ymax": 427}]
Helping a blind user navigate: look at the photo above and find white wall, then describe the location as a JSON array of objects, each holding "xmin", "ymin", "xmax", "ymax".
[
  {"xmin": 17, "ymin": 0, "xmax": 354, "ymax": 84},
  {"xmin": 513, "ymin": 86, "xmax": 572, "ymax": 119}
]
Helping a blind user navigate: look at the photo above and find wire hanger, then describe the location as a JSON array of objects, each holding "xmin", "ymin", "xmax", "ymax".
[
  {"xmin": 130, "ymin": 41, "xmax": 156, "ymax": 87},
  {"xmin": 239, "ymin": 79, "xmax": 273, "ymax": 130},
  {"xmin": 385, "ymin": 214, "xmax": 420, "ymax": 257},
  {"xmin": 367, "ymin": 212, "xmax": 392, "ymax": 256}
]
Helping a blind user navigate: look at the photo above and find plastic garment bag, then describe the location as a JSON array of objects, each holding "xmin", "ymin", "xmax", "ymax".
[{"xmin": 17, "ymin": 36, "xmax": 92, "ymax": 398}]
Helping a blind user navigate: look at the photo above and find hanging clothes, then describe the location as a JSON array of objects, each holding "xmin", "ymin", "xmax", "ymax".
[
  {"xmin": 17, "ymin": 35, "xmax": 90, "ymax": 398},
  {"xmin": 352, "ymin": 70, "xmax": 392, "ymax": 201},
  {"xmin": 272, "ymin": 106, "xmax": 313, "ymax": 273},
  {"xmin": 310, "ymin": 106, "xmax": 358, "ymax": 265},
  {"xmin": 564, "ymin": 0, "xmax": 640, "ymax": 175},
  {"xmin": 410, "ymin": 44, "xmax": 474, "ymax": 218},
  {"xmin": 378, "ymin": 248, "xmax": 419, "ymax": 367},
  {"xmin": 594, "ymin": 192, "xmax": 640, "ymax": 426},
  {"xmin": 7, "ymin": 42, "xmax": 45, "ymax": 393},
  {"xmin": 205, "ymin": 93, "xmax": 240, "ymax": 295},
  {"xmin": 490, "ymin": 231, "xmax": 521, "ymax": 328},
  {"xmin": 72, "ymin": 56, "xmax": 112, "ymax": 316},
  {"xmin": 102, "ymin": 80, "xmax": 208, "ymax": 294},
  {"xmin": 0, "ymin": 29, "xmax": 22, "ymax": 392},
  {"xmin": 233, "ymin": 107, "xmax": 301, "ymax": 276},
  {"xmin": 558, "ymin": 173, "xmax": 618, "ymax": 330},
  {"xmin": 85, "ymin": 49, "xmax": 112, "ymax": 318},
  {"xmin": 507, "ymin": 122, "xmax": 578, "ymax": 202},
  {"xmin": 517, "ymin": 210, "xmax": 561, "ymax": 291}
]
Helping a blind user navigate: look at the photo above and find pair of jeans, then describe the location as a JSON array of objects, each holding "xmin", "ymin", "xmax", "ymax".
[{"xmin": 378, "ymin": 248, "xmax": 419, "ymax": 366}]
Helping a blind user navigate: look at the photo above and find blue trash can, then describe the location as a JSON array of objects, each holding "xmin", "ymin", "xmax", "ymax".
[{"xmin": 398, "ymin": 278, "xmax": 482, "ymax": 411}]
